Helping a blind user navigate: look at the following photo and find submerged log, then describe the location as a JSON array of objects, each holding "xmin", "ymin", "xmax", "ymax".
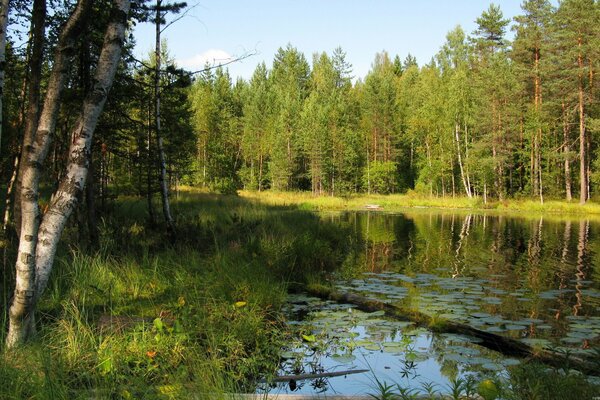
[
  {"xmin": 305, "ymin": 285, "xmax": 599, "ymax": 376},
  {"xmin": 264, "ymin": 369, "xmax": 370, "ymax": 383}
]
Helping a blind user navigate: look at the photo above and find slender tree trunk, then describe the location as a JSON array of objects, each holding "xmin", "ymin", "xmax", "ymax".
[
  {"xmin": 483, "ymin": 181, "xmax": 487, "ymax": 204},
  {"xmin": 86, "ymin": 152, "xmax": 99, "ymax": 248},
  {"xmin": 0, "ymin": 0, "xmax": 9, "ymax": 153},
  {"xmin": 577, "ymin": 38, "xmax": 587, "ymax": 204},
  {"xmin": 455, "ymin": 122, "xmax": 471, "ymax": 197},
  {"xmin": 4, "ymin": 46, "xmax": 34, "ymax": 231},
  {"xmin": 13, "ymin": 0, "xmax": 47, "ymax": 236},
  {"xmin": 3, "ymin": 154, "xmax": 18, "ymax": 231},
  {"xmin": 258, "ymin": 152, "xmax": 263, "ymax": 192},
  {"xmin": 154, "ymin": 0, "xmax": 174, "ymax": 232},
  {"xmin": 534, "ymin": 49, "xmax": 543, "ymax": 204},
  {"xmin": 146, "ymin": 106, "xmax": 156, "ymax": 225},
  {"xmin": 7, "ymin": 0, "xmax": 129, "ymax": 347},
  {"xmin": 563, "ymin": 102, "xmax": 572, "ymax": 201}
]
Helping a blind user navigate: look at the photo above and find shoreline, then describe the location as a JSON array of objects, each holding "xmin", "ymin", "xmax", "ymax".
[{"xmin": 237, "ymin": 190, "xmax": 600, "ymax": 221}]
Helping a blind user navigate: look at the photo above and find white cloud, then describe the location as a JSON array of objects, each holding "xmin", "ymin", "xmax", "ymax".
[{"xmin": 177, "ymin": 49, "xmax": 233, "ymax": 71}]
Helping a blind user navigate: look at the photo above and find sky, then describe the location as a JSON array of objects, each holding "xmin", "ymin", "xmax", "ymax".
[{"xmin": 133, "ymin": 1, "xmax": 530, "ymax": 81}]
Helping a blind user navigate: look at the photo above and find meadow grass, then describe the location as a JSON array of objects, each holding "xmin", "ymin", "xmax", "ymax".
[
  {"xmin": 238, "ymin": 189, "xmax": 600, "ymax": 220},
  {"xmin": 0, "ymin": 191, "xmax": 352, "ymax": 399}
]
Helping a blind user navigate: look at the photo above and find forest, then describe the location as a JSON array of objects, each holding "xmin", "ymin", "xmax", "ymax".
[
  {"xmin": 1, "ymin": 2, "xmax": 599, "ymax": 212},
  {"xmin": 184, "ymin": 1, "xmax": 600, "ymax": 203},
  {"xmin": 1, "ymin": 0, "xmax": 600, "ymax": 398}
]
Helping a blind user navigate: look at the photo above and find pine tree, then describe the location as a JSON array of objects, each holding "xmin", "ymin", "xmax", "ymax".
[
  {"xmin": 513, "ymin": 0, "xmax": 554, "ymax": 203},
  {"xmin": 269, "ymin": 45, "xmax": 309, "ymax": 190},
  {"xmin": 552, "ymin": 0, "xmax": 599, "ymax": 203}
]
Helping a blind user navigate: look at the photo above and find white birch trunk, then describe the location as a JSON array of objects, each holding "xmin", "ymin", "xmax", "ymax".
[
  {"xmin": 7, "ymin": 0, "xmax": 130, "ymax": 347},
  {"xmin": 454, "ymin": 122, "xmax": 471, "ymax": 198}
]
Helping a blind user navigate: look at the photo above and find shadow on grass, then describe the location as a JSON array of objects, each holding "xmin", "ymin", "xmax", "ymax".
[{"xmin": 0, "ymin": 190, "xmax": 360, "ymax": 398}]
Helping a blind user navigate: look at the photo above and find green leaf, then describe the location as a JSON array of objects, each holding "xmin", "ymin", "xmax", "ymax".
[
  {"xmin": 153, "ymin": 317, "xmax": 164, "ymax": 331},
  {"xmin": 302, "ymin": 334, "xmax": 316, "ymax": 342}
]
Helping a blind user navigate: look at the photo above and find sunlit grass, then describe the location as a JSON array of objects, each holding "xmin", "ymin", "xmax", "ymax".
[{"xmin": 238, "ymin": 189, "xmax": 600, "ymax": 220}]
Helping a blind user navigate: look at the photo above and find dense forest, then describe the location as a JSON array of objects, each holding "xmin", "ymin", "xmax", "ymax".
[
  {"xmin": 2, "ymin": 1, "xmax": 600, "ymax": 221},
  {"xmin": 185, "ymin": 1, "xmax": 600, "ymax": 203}
]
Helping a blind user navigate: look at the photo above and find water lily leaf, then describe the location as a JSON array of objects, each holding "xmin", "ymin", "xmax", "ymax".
[
  {"xmin": 362, "ymin": 343, "xmax": 381, "ymax": 351},
  {"xmin": 471, "ymin": 312, "xmax": 492, "ymax": 318},
  {"xmin": 482, "ymin": 362, "xmax": 503, "ymax": 371},
  {"xmin": 561, "ymin": 336, "xmax": 584, "ymax": 344},
  {"xmin": 382, "ymin": 343, "xmax": 405, "ymax": 353},
  {"xmin": 331, "ymin": 354, "xmax": 356, "ymax": 364},
  {"xmin": 505, "ymin": 324, "xmax": 527, "ymax": 331}
]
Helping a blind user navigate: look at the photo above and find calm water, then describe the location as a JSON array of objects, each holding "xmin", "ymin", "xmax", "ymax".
[{"xmin": 268, "ymin": 211, "xmax": 600, "ymax": 396}]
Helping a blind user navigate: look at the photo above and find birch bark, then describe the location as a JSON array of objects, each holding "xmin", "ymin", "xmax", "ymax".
[{"xmin": 7, "ymin": 0, "xmax": 130, "ymax": 347}]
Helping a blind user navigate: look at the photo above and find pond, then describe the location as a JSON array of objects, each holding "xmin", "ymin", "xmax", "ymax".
[{"xmin": 264, "ymin": 211, "xmax": 600, "ymax": 396}]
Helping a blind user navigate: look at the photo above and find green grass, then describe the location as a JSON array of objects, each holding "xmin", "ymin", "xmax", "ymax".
[
  {"xmin": 239, "ymin": 189, "xmax": 600, "ymax": 221},
  {"xmin": 0, "ymin": 190, "xmax": 352, "ymax": 399}
]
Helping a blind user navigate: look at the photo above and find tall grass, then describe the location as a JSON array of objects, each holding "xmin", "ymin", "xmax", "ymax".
[{"xmin": 0, "ymin": 191, "xmax": 352, "ymax": 398}]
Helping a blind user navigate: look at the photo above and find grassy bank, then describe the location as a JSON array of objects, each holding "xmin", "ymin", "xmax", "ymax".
[
  {"xmin": 240, "ymin": 189, "xmax": 600, "ymax": 217},
  {"xmin": 0, "ymin": 192, "xmax": 353, "ymax": 399}
]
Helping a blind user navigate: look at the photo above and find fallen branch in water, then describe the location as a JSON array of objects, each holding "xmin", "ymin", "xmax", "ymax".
[{"xmin": 264, "ymin": 368, "xmax": 370, "ymax": 383}]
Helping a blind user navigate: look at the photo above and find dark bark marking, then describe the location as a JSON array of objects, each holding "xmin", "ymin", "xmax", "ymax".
[{"xmin": 20, "ymin": 253, "xmax": 33, "ymax": 264}]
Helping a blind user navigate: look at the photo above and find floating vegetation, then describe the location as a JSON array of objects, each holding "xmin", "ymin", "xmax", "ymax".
[
  {"xmin": 275, "ymin": 294, "xmax": 518, "ymax": 395},
  {"xmin": 334, "ymin": 270, "xmax": 600, "ymax": 356}
]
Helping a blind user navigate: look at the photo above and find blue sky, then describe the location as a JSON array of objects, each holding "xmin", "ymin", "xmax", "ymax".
[{"xmin": 133, "ymin": 1, "xmax": 531, "ymax": 81}]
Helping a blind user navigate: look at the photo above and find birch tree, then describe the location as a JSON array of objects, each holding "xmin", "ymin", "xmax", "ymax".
[{"xmin": 7, "ymin": 0, "xmax": 131, "ymax": 347}]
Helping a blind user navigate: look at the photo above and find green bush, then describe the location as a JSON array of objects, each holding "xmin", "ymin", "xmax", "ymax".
[{"xmin": 362, "ymin": 161, "xmax": 399, "ymax": 194}]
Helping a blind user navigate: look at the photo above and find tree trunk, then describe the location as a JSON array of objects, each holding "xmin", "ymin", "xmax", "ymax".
[
  {"xmin": 578, "ymin": 38, "xmax": 587, "ymax": 204},
  {"xmin": 455, "ymin": 122, "xmax": 471, "ymax": 198},
  {"xmin": 154, "ymin": 0, "xmax": 174, "ymax": 233},
  {"xmin": 534, "ymin": 49, "xmax": 543, "ymax": 205},
  {"xmin": 3, "ymin": 154, "xmax": 18, "ymax": 232},
  {"xmin": 258, "ymin": 152, "xmax": 263, "ymax": 191},
  {"xmin": 146, "ymin": 106, "xmax": 156, "ymax": 225},
  {"xmin": 0, "ymin": 0, "xmax": 9, "ymax": 153},
  {"xmin": 13, "ymin": 0, "xmax": 47, "ymax": 237},
  {"xmin": 7, "ymin": 0, "xmax": 129, "ymax": 347},
  {"xmin": 86, "ymin": 152, "xmax": 99, "ymax": 248},
  {"xmin": 563, "ymin": 102, "xmax": 572, "ymax": 201}
]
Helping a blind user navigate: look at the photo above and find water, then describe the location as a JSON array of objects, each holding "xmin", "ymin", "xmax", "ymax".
[{"xmin": 267, "ymin": 211, "xmax": 600, "ymax": 396}]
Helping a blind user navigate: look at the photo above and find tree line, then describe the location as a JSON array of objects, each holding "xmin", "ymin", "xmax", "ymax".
[{"xmin": 189, "ymin": 1, "xmax": 600, "ymax": 203}]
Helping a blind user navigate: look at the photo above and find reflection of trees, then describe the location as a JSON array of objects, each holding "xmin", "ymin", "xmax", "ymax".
[
  {"xmin": 527, "ymin": 217, "xmax": 543, "ymax": 292},
  {"xmin": 452, "ymin": 214, "xmax": 472, "ymax": 278},
  {"xmin": 555, "ymin": 221, "xmax": 572, "ymax": 321},
  {"xmin": 337, "ymin": 211, "xmax": 599, "ymax": 325},
  {"xmin": 573, "ymin": 219, "xmax": 589, "ymax": 316},
  {"xmin": 360, "ymin": 212, "xmax": 403, "ymax": 272}
]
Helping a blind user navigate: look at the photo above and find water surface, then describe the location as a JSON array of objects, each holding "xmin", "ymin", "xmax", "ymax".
[{"xmin": 270, "ymin": 211, "xmax": 600, "ymax": 395}]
